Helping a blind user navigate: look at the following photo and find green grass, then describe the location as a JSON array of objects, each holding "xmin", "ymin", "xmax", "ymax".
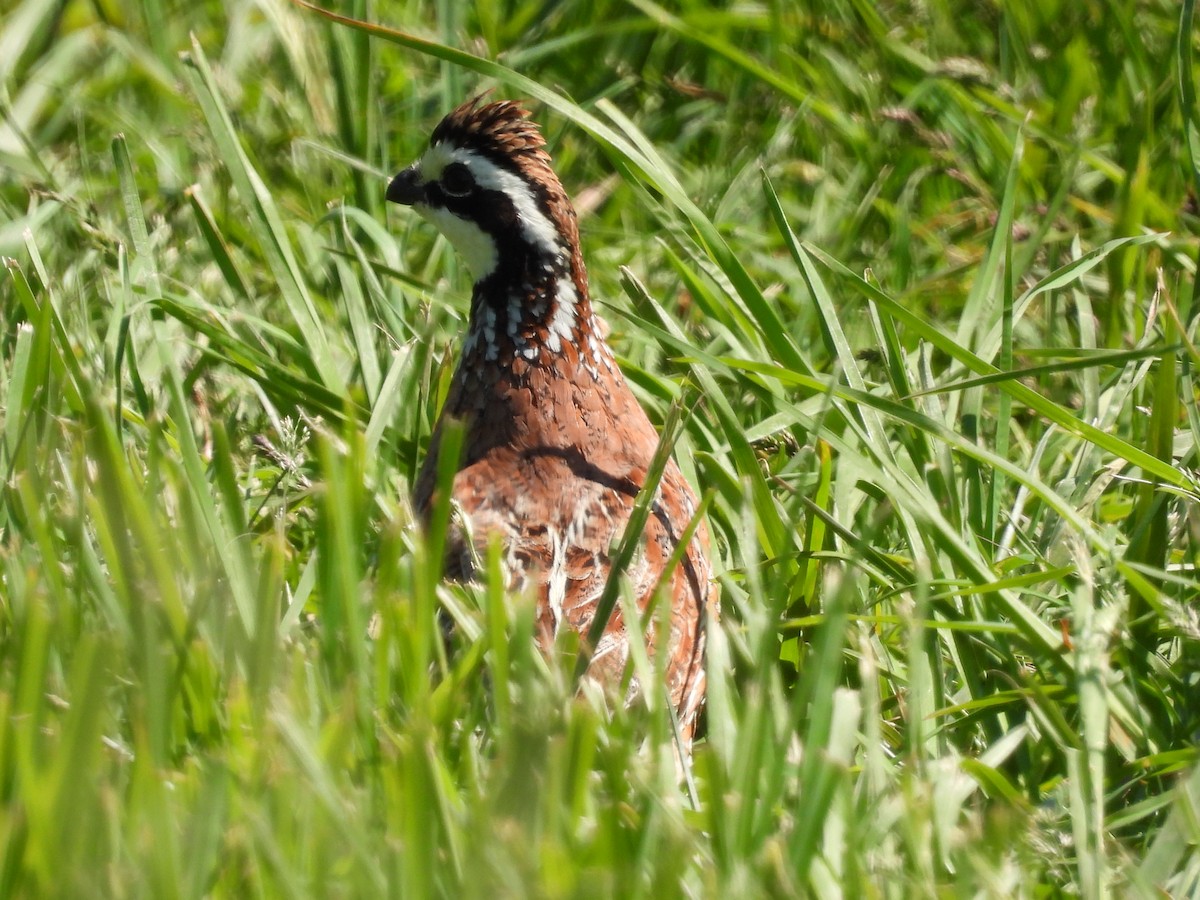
[{"xmin": 3, "ymin": 0, "xmax": 1200, "ymax": 895}]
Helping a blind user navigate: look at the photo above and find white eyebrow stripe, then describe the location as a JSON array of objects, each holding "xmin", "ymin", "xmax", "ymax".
[{"xmin": 419, "ymin": 143, "xmax": 565, "ymax": 259}]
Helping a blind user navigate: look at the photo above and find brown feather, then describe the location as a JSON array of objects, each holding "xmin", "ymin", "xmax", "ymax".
[{"xmin": 397, "ymin": 98, "xmax": 716, "ymax": 750}]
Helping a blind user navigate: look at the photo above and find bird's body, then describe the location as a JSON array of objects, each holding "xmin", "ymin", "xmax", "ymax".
[{"xmin": 388, "ymin": 98, "xmax": 715, "ymax": 745}]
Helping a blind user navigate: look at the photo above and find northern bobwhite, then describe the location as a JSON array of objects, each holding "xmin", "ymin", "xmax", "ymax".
[{"xmin": 386, "ymin": 97, "xmax": 715, "ymax": 746}]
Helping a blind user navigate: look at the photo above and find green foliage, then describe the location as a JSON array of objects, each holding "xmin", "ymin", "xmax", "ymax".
[{"xmin": 2, "ymin": 0, "xmax": 1200, "ymax": 894}]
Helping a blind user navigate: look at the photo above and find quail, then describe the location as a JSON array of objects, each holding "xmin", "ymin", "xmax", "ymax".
[{"xmin": 387, "ymin": 98, "xmax": 715, "ymax": 745}]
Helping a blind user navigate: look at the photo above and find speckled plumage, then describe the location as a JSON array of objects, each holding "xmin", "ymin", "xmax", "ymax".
[{"xmin": 388, "ymin": 98, "xmax": 716, "ymax": 747}]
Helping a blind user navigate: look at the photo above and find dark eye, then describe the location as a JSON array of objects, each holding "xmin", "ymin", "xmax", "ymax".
[{"xmin": 440, "ymin": 162, "xmax": 475, "ymax": 197}]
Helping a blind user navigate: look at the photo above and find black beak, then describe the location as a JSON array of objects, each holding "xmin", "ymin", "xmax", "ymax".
[{"xmin": 386, "ymin": 165, "xmax": 423, "ymax": 205}]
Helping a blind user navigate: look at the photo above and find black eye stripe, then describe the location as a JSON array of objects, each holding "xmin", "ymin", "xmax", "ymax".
[
  {"xmin": 437, "ymin": 188, "xmax": 517, "ymax": 224},
  {"xmin": 441, "ymin": 161, "xmax": 475, "ymax": 197}
]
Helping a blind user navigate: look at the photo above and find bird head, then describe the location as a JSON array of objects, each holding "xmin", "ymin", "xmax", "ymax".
[{"xmin": 387, "ymin": 97, "xmax": 582, "ymax": 286}]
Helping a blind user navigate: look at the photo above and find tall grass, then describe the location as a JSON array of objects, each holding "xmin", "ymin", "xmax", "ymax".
[{"xmin": 2, "ymin": 0, "xmax": 1199, "ymax": 894}]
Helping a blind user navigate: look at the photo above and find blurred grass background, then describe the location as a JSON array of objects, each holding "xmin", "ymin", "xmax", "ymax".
[{"xmin": 2, "ymin": 0, "xmax": 1200, "ymax": 895}]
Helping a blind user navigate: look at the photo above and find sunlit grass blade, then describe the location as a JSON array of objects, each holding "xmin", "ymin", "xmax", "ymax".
[{"xmin": 180, "ymin": 36, "xmax": 344, "ymax": 393}]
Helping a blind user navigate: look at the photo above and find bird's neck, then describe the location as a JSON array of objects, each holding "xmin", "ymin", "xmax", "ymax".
[
  {"xmin": 457, "ymin": 247, "xmax": 608, "ymax": 379},
  {"xmin": 429, "ymin": 246, "xmax": 640, "ymax": 490}
]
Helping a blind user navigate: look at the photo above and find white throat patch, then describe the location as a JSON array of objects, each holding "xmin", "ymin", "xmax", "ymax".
[{"xmin": 416, "ymin": 205, "xmax": 498, "ymax": 280}]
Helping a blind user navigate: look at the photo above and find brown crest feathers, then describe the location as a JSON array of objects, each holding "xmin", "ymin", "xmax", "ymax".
[{"xmin": 430, "ymin": 97, "xmax": 552, "ymax": 170}]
